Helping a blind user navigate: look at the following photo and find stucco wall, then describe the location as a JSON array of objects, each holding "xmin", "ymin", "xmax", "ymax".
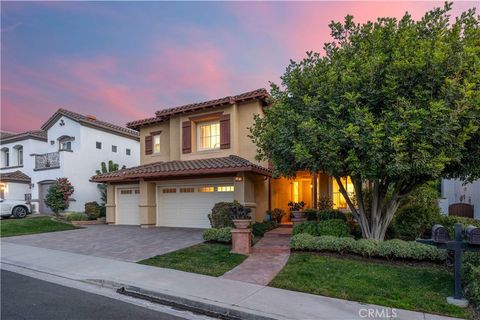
[
  {"xmin": 1, "ymin": 182, "xmax": 30, "ymax": 201},
  {"xmin": 442, "ymin": 178, "xmax": 480, "ymax": 220}
]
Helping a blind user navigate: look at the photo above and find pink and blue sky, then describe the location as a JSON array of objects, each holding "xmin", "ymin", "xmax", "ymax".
[{"xmin": 1, "ymin": 1, "xmax": 477, "ymax": 132}]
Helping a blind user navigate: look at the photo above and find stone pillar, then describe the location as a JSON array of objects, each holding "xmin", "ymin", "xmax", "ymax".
[
  {"xmin": 233, "ymin": 173, "xmax": 258, "ymax": 220},
  {"xmin": 139, "ymin": 179, "xmax": 156, "ymax": 228},
  {"xmin": 105, "ymin": 184, "xmax": 116, "ymax": 224},
  {"xmin": 291, "ymin": 217, "xmax": 307, "ymax": 226},
  {"xmin": 231, "ymin": 229, "xmax": 252, "ymax": 255}
]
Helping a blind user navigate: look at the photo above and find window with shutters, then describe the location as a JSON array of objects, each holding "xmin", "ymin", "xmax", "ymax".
[
  {"xmin": 153, "ymin": 134, "xmax": 161, "ymax": 153},
  {"xmin": 197, "ymin": 121, "xmax": 220, "ymax": 151}
]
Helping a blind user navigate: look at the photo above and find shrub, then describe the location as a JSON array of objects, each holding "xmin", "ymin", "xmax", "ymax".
[
  {"xmin": 208, "ymin": 201, "xmax": 242, "ymax": 228},
  {"xmin": 317, "ymin": 219, "xmax": 350, "ymax": 237},
  {"xmin": 292, "ymin": 221, "xmax": 320, "ymax": 236},
  {"xmin": 289, "ymin": 235, "xmax": 446, "ymax": 262},
  {"xmin": 45, "ymin": 178, "xmax": 74, "ymax": 217},
  {"xmin": 317, "ymin": 196, "xmax": 333, "ymax": 211},
  {"xmin": 317, "ymin": 210, "xmax": 347, "ymax": 221},
  {"xmin": 390, "ymin": 205, "xmax": 441, "ymax": 240},
  {"xmin": 202, "ymin": 228, "xmax": 232, "ymax": 243},
  {"xmin": 252, "ymin": 221, "xmax": 277, "ymax": 237},
  {"xmin": 64, "ymin": 212, "xmax": 88, "ymax": 221},
  {"xmin": 304, "ymin": 209, "xmax": 318, "ymax": 221},
  {"xmin": 84, "ymin": 201, "xmax": 101, "ymax": 220},
  {"xmin": 463, "ymin": 253, "xmax": 480, "ymax": 311},
  {"xmin": 436, "ymin": 215, "xmax": 480, "ymax": 238}
]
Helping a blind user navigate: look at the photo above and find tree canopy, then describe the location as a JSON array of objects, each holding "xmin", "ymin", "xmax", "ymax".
[{"xmin": 250, "ymin": 3, "xmax": 479, "ymax": 239}]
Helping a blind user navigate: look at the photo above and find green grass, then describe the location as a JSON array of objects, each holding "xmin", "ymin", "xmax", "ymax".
[
  {"xmin": 269, "ymin": 253, "xmax": 468, "ymax": 319},
  {"xmin": 1, "ymin": 216, "xmax": 77, "ymax": 237},
  {"xmin": 138, "ymin": 243, "xmax": 247, "ymax": 277}
]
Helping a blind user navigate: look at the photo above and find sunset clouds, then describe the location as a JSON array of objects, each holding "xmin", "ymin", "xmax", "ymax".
[{"xmin": 1, "ymin": 1, "xmax": 477, "ymax": 132}]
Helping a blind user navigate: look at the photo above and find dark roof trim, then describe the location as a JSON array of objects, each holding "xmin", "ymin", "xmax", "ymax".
[
  {"xmin": 0, "ymin": 170, "xmax": 31, "ymax": 183},
  {"xmin": 41, "ymin": 108, "xmax": 140, "ymax": 141},
  {"xmin": 0, "ymin": 130, "xmax": 47, "ymax": 144},
  {"xmin": 127, "ymin": 88, "xmax": 270, "ymax": 130}
]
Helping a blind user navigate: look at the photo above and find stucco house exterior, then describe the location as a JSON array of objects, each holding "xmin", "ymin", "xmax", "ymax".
[
  {"xmin": 440, "ymin": 178, "xmax": 480, "ymax": 220},
  {"xmin": 92, "ymin": 88, "xmax": 355, "ymax": 228},
  {"xmin": 0, "ymin": 109, "xmax": 140, "ymax": 213}
]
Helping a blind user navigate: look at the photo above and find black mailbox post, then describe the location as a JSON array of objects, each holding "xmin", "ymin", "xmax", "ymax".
[{"xmin": 417, "ymin": 223, "xmax": 480, "ymax": 305}]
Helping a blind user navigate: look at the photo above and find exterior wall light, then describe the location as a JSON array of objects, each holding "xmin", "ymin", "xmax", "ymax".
[{"xmin": 234, "ymin": 176, "xmax": 243, "ymax": 182}]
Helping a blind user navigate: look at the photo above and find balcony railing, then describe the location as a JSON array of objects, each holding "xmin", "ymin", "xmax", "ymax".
[{"xmin": 34, "ymin": 152, "xmax": 60, "ymax": 170}]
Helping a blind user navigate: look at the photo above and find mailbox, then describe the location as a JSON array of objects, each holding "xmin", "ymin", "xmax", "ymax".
[
  {"xmin": 465, "ymin": 225, "xmax": 480, "ymax": 245},
  {"xmin": 432, "ymin": 224, "xmax": 450, "ymax": 243}
]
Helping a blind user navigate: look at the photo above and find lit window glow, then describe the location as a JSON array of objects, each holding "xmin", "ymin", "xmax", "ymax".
[
  {"xmin": 198, "ymin": 121, "xmax": 220, "ymax": 150},
  {"xmin": 198, "ymin": 186, "xmax": 214, "ymax": 193},
  {"xmin": 217, "ymin": 185, "xmax": 234, "ymax": 192}
]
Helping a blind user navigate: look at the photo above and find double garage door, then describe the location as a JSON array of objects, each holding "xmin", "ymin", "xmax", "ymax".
[{"xmin": 115, "ymin": 181, "xmax": 234, "ymax": 228}]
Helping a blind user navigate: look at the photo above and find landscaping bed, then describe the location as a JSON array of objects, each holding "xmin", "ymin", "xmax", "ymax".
[
  {"xmin": 270, "ymin": 252, "xmax": 469, "ymax": 319},
  {"xmin": 1, "ymin": 216, "xmax": 78, "ymax": 237},
  {"xmin": 138, "ymin": 243, "xmax": 247, "ymax": 277}
]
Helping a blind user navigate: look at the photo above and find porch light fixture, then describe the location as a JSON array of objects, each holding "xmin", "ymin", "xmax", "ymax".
[{"xmin": 234, "ymin": 176, "xmax": 243, "ymax": 182}]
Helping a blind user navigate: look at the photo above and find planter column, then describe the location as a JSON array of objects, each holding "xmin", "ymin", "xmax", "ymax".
[
  {"xmin": 105, "ymin": 184, "xmax": 116, "ymax": 224},
  {"xmin": 231, "ymin": 228, "xmax": 252, "ymax": 255}
]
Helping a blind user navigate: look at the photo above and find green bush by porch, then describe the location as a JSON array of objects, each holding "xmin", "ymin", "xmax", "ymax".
[
  {"xmin": 1, "ymin": 217, "xmax": 77, "ymax": 237},
  {"xmin": 270, "ymin": 253, "xmax": 468, "ymax": 318},
  {"xmin": 138, "ymin": 243, "xmax": 247, "ymax": 277}
]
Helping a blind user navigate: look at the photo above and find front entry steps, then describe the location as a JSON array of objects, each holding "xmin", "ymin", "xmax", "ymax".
[{"xmin": 221, "ymin": 228, "xmax": 292, "ymax": 285}]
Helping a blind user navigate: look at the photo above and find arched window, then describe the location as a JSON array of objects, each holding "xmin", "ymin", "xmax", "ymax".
[
  {"xmin": 1, "ymin": 147, "xmax": 9, "ymax": 167},
  {"xmin": 13, "ymin": 145, "xmax": 23, "ymax": 166},
  {"xmin": 57, "ymin": 135, "xmax": 74, "ymax": 151}
]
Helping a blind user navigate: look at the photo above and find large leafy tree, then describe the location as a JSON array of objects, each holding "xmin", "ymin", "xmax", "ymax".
[{"xmin": 251, "ymin": 3, "xmax": 480, "ymax": 240}]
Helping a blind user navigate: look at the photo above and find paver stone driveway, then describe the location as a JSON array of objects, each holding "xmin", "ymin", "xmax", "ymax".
[{"xmin": 2, "ymin": 225, "xmax": 204, "ymax": 262}]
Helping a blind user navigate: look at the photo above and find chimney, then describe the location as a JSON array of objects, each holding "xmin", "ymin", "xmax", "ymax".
[{"xmin": 86, "ymin": 115, "xmax": 96, "ymax": 121}]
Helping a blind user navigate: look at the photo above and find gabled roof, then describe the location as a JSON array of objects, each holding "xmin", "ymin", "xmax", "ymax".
[
  {"xmin": 41, "ymin": 108, "xmax": 139, "ymax": 141},
  {"xmin": 91, "ymin": 155, "xmax": 271, "ymax": 183},
  {"xmin": 0, "ymin": 130, "xmax": 47, "ymax": 144},
  {"xmin": 127, "ymin": 88, "xmax": 270, "ymax": 130},
  {"xmin": 0, "ymin": 170, "xmax": 31, "ymax": 183}
]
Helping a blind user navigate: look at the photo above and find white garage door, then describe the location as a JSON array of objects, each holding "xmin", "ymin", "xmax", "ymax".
[
  {"xmin": 116, "ymin": 187, "xmax": 140, "ymax": 225},
  {"xmin": 157, "ymin": 184, "xmax": 234, "ymax": 228}
]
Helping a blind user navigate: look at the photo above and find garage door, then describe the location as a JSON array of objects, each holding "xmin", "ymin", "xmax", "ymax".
[
  {"xmin": 157, "ymin": 184, "xmax": 234, "ymax": 228},
  {"xmin": 116, "ymin": 187, "xmax": 140, "ymax": 225}
]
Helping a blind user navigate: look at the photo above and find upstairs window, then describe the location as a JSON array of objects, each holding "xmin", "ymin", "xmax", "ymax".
[
  {"xmin": 58, "ymin": 135, "xmax": 74, "ymax": 151},
  {"xmin": 1, "ymin": 148, "xmax": 9, "ymax": 167},
  {"xmin": 112, "ymin": 145, "xmax": 117, "ymax": 153},
  {"xmin": 197, "ymin": 121, "xmax": 220, "ymax": 151},
  {"xmin": 96, "ymin": 142, "xmax": 102, "ymax": 149},
  {"xmin": 13, "ymin": 145, "xmax": 23, "ymax": 166},
  {"xmin": 126, "ymin": 148, "xmax": 131, "ymax": 156},
  {"xmin": 153, "ymin": 134, "xmax": 161, "ymax": 154}
]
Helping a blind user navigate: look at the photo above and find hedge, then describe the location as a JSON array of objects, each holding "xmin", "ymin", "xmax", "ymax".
[
  {"xmin": 292, "ymin": 220, "xmax": 350, "ymax": 237},
  {"xmin": 463, "ymin": 253, "xmax": 480, "ymax": 312},
  {"xmin": 252, "ymin": 221, "xmax": 277, "ymax": 237},
  {"xmin": 290, "ymin": 234, "xmax": 447, "ymax": 262},
  {"xmin": 64, "ymin": 212, "xmax": 88, "ymax": 221},
  {"xmin": 202, "ymin": 228, "xmax": 232, "ymax": 243}
]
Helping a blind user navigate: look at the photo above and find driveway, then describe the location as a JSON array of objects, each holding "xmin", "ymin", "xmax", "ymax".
[{"xmin": 2, "ymin": 225, "xmax": 204, "ymax": 262}]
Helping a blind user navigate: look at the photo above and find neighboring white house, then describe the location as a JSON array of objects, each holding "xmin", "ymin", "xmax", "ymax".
[
  {"xmin": 441, "ymin": 178, "xmax": 480, "ymax": 220},
  {"xmin": 0, "ymin": 108, "xmax": 140, "ymax": 213}
]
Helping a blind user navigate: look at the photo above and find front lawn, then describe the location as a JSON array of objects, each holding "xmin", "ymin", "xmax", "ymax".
[
  {"xmin": 1, "ymin": 216, "xmax": 77, "ymax": 237},
  {"xmin": 138, "ymin": 243, "xmax": 247, "ymax": 277},
  {"xmin": 269, "ymin": 253, "xmax": 468, "ymax": 318}
]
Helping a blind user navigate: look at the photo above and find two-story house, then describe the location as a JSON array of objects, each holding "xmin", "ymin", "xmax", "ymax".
[
  {"xmin": 92, "ymin": 88, "xmax": 355, "ymax": 228},
  {"xmin": 0, "ymin": 109, "xmax": 140, "ymax": 213}
]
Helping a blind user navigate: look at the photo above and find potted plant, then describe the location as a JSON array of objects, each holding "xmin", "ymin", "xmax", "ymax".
[
  {"xmin": 288, "ymin": 201, "xmax": 306, "ymax": 219},
  {"xmin": 229, "ymin": 205, "xmax": 252, "ymax": 229}
]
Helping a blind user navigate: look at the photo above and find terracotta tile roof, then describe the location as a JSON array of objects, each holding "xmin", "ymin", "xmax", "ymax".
[
  {"xmin": 127, "ymin": 88, "xmax": 270, "ymax": 130},
  {"xmin": 0, "ymin": 170, "xmax": 31, "ymax": 183},
  {"xmin": 0, "ymin": 130, "xmax": 47, "ymax": 143},
  {"xmin": 91, "ymin": 155, "xmax": 271, "ymax": 182},
  {"xmin": 41, "ymin": 108, "xmax": 139, "ymax": 140}
]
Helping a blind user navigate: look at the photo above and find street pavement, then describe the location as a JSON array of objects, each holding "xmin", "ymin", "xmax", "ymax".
[{"xmin": 1, "ymin": 270, "xmax": 188, "ymax": 320}]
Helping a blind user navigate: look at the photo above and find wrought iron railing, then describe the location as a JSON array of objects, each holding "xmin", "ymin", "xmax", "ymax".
[{"xmin": 35, "ymin": 152, "xmax": 60, "ymax": 170}]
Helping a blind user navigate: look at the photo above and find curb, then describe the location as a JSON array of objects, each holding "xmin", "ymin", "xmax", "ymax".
[{"xmin": 84, "ymin": 279, "xmax": 279, "ymax": 320}]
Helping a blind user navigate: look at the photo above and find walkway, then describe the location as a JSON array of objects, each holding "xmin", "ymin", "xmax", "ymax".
[{"xmin": 222, "ymin": 227, "xmax": 291, "ymax": 285}]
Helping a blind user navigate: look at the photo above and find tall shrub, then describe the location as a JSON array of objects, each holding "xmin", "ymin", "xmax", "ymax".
[{"xmin": 45, "ymin": 178, "xmax": 74, "ymax": 217}]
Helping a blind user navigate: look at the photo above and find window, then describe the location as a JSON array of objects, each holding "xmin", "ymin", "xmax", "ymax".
[
  {"xmin": 96, "ymin": 142, "xmax": 102, "ymax": 149},
  {"xmin": 1, "ymin": 148, "xmax": 9, "ymax": 167},
  {"xmin": 18, "ymin": 147, "xmax": 23, "ymax": 165},
  {"xmin": 112, "ymin": 145, "xmax": 117, "ymax": 153},
  {"xmin": 197, "ymin": 121, "xmax": 220, "ymax": 151},
  {"xmin": 162, "ymin": 188, "xmax": 176, "ymax": 193},
  {"xmin": 120, "ymin": 189, "xmax": 132, "ymax": 195},
  {"xmin": 332, "ymin": 177, "xmax": 355, "ymax": 210},
  {"xmin": 198, "ymin": 186, "xmax": 214, "ymax": 193},
  {"xmin": 153, "ymin": 134, "xmax": 161, "ymax": 153},
  {"xmin": 60, "ymin": 141, "xmax": 72, "ymax": 151},
  {"xmin": 217, "ymin": 186, "xmax": 234, "ymax": 192},
  {"xmin": 180, "ymin": 187, "xmax": 194, "ymax": 193},
  {"xmin": 126, "ymin": 148, "xmax": 131, "ymax": 156},
  {"xmin": 134, "ymin": 189, "xmax": 140, "ymax": 194}
]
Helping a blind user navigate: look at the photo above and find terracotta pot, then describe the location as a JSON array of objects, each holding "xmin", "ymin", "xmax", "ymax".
[
  {"xmin": 232, "ymin": 219, "xmax": 252, "ymax": 229},
  {"xmin": 292, "ymin": 211, "xmax": 305, "ymax": 219}
]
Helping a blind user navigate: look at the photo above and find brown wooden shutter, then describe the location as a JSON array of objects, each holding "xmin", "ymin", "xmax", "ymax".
[
  {"xmin": 220, "ymin": 114, "xmax": 231, "ymax": 149},
  {"xmin": 145, "ymin": 135, "xmax": 153, "ymax": 155},
  {"xmin": 182, "ymin": 121, "xmax": 192, "ymax": 154}
]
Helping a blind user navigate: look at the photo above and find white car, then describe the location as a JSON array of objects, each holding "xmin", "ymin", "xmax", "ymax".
[{"xmin": 0, "ymin": 199, "xmax": 31, "ymax": 218}]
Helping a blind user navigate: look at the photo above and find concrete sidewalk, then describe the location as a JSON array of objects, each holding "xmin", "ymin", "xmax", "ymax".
[{"xmin": 1, "ymin": 242, "xmax": 461, "ymax": 320}]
